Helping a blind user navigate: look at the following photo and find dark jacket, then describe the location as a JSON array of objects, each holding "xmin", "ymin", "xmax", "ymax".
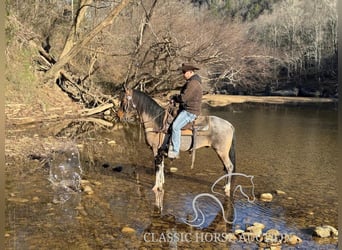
[{"xmin": 173, "ymin": 74, "xmax": 203, "ymax": 116}]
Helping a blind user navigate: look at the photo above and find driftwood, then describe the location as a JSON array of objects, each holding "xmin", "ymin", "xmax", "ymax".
[
  {"xmin": 78, "ymin": 117, "xmax": 113, "ymax": 127},
  {"xmin": 7, "ymin": 103, "xmax": 115, "ymax": 126},
  {"xmin": 78, "ymin": 103, "xmax": 114, "ymax": 117}
]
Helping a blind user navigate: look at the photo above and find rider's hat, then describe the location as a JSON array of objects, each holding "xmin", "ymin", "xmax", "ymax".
[{"xmin": 180, "ymin": 63, "xmax": 200, "ymax": 73}]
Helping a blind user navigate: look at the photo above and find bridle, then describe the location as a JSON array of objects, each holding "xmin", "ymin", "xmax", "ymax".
[
  {"xmin": 121, "ymin": 90, "xmax": 169, "ymax": 149},
  {"xmin": 121, "ymin": 90, "xmax": 169, "ymax": 131},
  {"xmin": 122, "ymin": 92, "xmax": 136, "ymax": 112}
]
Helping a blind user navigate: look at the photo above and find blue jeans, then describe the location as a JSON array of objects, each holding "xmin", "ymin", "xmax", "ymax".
[{"xmin": 171, "ymin": 110, "xmax": 197, "ymax": 153}]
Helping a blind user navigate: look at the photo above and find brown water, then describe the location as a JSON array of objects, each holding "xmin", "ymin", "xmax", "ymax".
[{"xmin": 5, "ymin": 102, "xmax": 338, "ymax": 249}]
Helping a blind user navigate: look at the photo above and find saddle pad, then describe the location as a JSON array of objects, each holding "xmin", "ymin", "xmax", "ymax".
[
  {"xmin": 181, "ymin": 116, "xmax": 210, "ymax": 132},
  {"xmin": 181, "ymin": 129, "xmax": 193, "ymax": 136}
]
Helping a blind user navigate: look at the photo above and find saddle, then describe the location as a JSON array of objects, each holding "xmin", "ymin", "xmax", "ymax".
[
  {"xmin": 161, "ymin": 103, "xmax": 210, "ymax": 136},
  {"xmin": 159, "ymin": 105, "xmax": 209, "ymax": 158},
  {"xmin": 180, "ymin": 116, "xmax": 210, "ymax": 136}
]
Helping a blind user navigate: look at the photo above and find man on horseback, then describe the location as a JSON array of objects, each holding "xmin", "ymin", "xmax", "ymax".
[{"xmin": 168, "ymin": 63, "xmax": 203, "ymax": 159}]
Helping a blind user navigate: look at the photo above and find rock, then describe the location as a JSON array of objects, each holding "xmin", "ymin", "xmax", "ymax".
[
  {"xmin": 265, "ymin": 229, "xmax": 280, "ymax": 236},
  {"xmin": 224, "ymin": 233, "xmax": 237, "ymax": 242},
  {"xmin": 275, "ymin": 190, "xmax": 286, "ymax": 195},
  {"xmin": 313, "ymin": 225, "xmax": 338, "ymax": 238},
  {"xmin": 260, "ymin": 193, "xmax": 273, "ymax": 202},
  {"xmin": 253, "ymin": 222, "xmax": 265, "ymax": 229},
  {"xmin": 83, "ymin": 185, "xmax": 94, "ymax": 195},
  {"xmin": 112, "ymin": 166, "xmax": 123, "ymax": 172},
  {"xmin": 239, "ymin": 232, "xmax": 261, "ymax": 243},
  {"xmin": 246, "ymin": 225, "xmax": 263, "ymax": 236},
  {"xmin": 81, "ymin": 179, "xmax": 90, "ymax": 185},
  {"xmin": 264, "ymin": 229, "xmax": 281, "ymax": 244},
  {"xmin": 234, "ymin": 229, "xmax": 244, "ymax": 235},
  {"xmin": 286, "ymin": 234, "xmax": 302, "ymax": 245},
  {"xmin": 32, "ymin": 196, "xmax": 40, "ymax": 202},
  {"xmin": 170, "ymin": 167, "xmax": 178, "ymax": 172},
  {"xmin": 7, "ymin": 197, "xmax": 29, "ymax": 203},
  {"xmin": 121, "ymin": 226, "xmax": 136, "ymax": 234}
]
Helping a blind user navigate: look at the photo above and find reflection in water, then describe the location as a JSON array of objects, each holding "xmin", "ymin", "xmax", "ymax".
[{"xmin": 5, "ymin": 102, "xmax": 338, "ymax": 249}]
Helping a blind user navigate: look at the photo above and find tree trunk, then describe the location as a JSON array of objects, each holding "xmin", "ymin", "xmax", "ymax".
[
  {"xmin": 59, "ymin": 0, "xmax": 93, "ymax": 59},
  {"xmin": 43, "ymin": 0, "xmax": 130, "ymax": 83}
]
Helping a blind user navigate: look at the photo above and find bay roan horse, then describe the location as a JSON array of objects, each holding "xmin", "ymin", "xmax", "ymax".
[{"xmin": 119, "ymin": 88, "xmax": 236, "ymax": 210}]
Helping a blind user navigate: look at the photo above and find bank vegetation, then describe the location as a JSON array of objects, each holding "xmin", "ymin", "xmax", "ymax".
[{"xmin": 5, "ymin": 0, "xmax": 338, "ymax": 122}]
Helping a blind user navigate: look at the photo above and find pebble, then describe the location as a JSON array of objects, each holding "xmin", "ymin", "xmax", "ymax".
[
  {"xmin": 7, "ymin": 197, "xmax": 29, "ymax": 203},
  {"xmin": 83, "ymin": 185, "xmax": 94, "ymax": 195},
  {"xmin": 121, "ymin": 226, "xmax": 136, "ymax": 234},
  {"xmin": 32, "ymin": 196, "xmax": 40, "ymax": 202},
  {"xmin": 275, "ymin": 190, "xmax": 286, "ymax": 195},
  {"xmin": 286, "ymin": 234, "xmax": 302, "ymax": 245},
  {"xmin": 108, "ymin": 140, "xmax": 116, "ymax": 145},
  {"xmin": 260, "ymin": 193, "xmax": 273, "ymax": 202},
  {"xmin": 170, "ymin": 167, "xmax": 178, "ymax": 172}
]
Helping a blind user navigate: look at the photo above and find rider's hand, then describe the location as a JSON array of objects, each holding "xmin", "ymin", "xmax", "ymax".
[{"xmin": 170, "ymin": 94, "xmax": 180, "ymax": 102}]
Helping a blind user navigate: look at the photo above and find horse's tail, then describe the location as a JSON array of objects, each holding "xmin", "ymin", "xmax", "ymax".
[{"xmin": 229, "ymin": 126, "xmax": 236, "ymax": 172}]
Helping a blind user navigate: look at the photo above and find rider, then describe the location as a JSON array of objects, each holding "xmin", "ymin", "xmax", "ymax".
[{"xmin": 168, "ymin": 63, "xmax": 203, "ymax": 159}]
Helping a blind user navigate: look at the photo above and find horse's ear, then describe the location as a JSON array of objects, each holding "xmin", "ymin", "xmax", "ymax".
[{"xmin": 122, "ymin": 83, "xmax": 131, "ymax": 94}]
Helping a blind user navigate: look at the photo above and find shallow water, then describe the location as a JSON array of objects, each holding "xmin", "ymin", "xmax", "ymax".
[{"xmin": 5, "ymin": 102, "xmax": 338, "ymax": 249}]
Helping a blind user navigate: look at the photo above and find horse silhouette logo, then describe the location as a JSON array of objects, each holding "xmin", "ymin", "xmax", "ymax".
[{"xmin": 183, "ymin": 173, "xmax": 256, "ymax": 228}]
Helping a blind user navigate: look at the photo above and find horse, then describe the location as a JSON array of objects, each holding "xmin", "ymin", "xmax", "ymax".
[{"xmin": 119, "ymin": 87, "xmax": 236, "ymax": 210}]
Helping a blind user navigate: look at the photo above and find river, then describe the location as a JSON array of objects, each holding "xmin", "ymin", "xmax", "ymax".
[{"xmin": 5, "ymin": 101, "xmax": 338, "ymax": 249}]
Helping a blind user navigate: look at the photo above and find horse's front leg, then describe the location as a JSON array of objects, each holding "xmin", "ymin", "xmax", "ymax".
[
  {"xmin": 223, "ymin": 160, "xmax": 234, "ymax": 197},
  {"xmin": 152, "ymin": 152, "xmax": 165, "ymax": 210}
]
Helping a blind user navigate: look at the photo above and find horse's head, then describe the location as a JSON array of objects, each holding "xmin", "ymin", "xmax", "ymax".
[{"xmin": 118, "ymin": 87, "xmax": 135, "ymax": 121}]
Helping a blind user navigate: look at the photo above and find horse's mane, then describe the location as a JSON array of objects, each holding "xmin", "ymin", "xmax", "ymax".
[{"xmin": 132, "ymin": 90, "xmax": 165, "ymax": 128}]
